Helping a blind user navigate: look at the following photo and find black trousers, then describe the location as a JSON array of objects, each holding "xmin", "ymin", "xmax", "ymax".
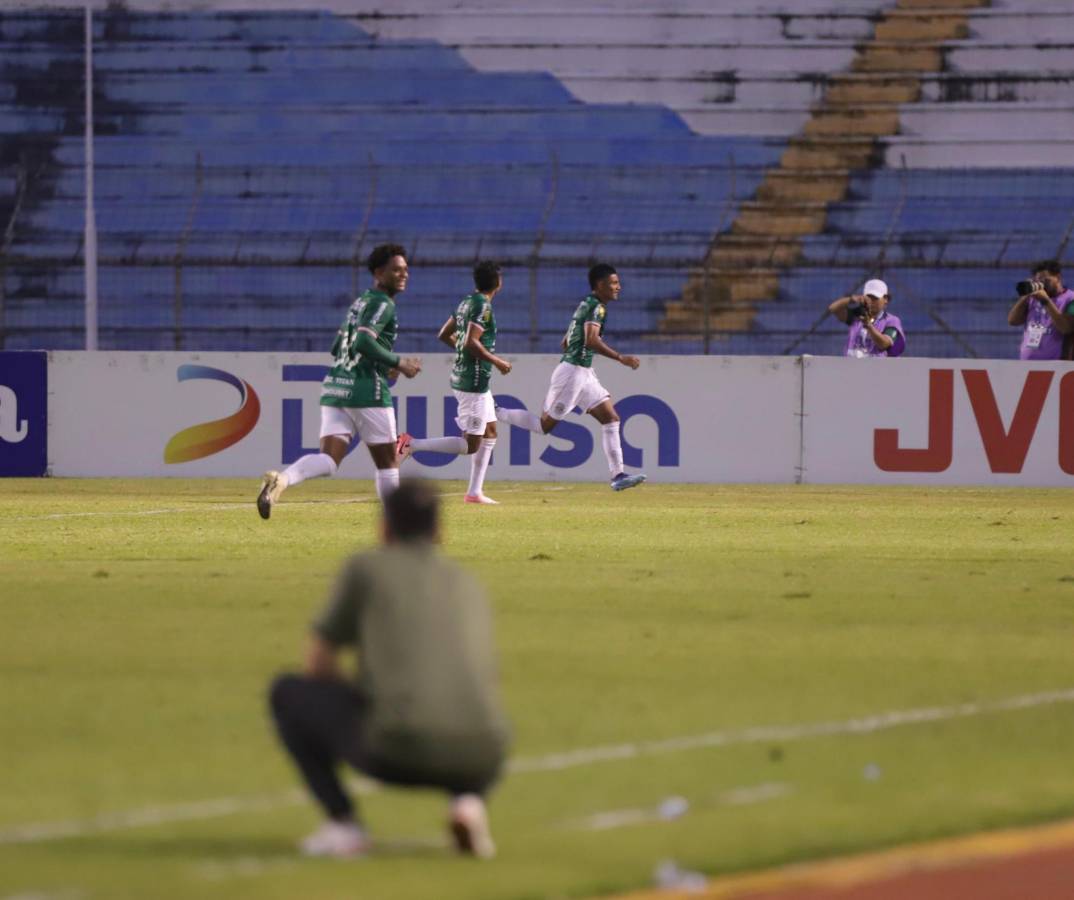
[{"xmin": 269, "ymin": 673, "xmax": 499, "ymax": 821}]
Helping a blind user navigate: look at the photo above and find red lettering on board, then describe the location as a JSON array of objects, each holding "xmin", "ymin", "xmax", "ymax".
[
  {"xmin": 874, "ymin": 369, "xmax": 953, "ymax": 472},
  {"xmin": 962, "ymin": 370, "xmax": 1052, "ymax": 474},
  {"xmin": 1058, "ymin": 372, "xmax": 1074, "ymax": 475}
]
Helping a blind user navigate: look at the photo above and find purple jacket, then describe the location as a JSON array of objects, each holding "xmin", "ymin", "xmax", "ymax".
[
  {"xmin": 845, "ymin": 310, "xmax": 906, "ymax": 358},
  {"xmin": 1019, "ymin": 289, "xmax": 1074, "ymax": 360}
]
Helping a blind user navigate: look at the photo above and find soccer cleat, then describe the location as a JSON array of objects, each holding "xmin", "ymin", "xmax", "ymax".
[
  {"xmin": 256, "ymin": 470, "xmax": 288, "ymax": 519},
  {"xmin": 448, "ymin": 794, "xmax": 496, "ymax": 859},
  {"xmin": 395, "ymin": 432, "xmax": 414, "ymax": 464},
  {"xmin": 610, "ymin": 472, "xmax": 647, "ymax": 492},
  {"xmin": 464, "ymin": 493, "xmax": 499, "ymax": 505},
  {"xmin": 299, "ymin": 820, "xmax": 369, "ymax": 858}
]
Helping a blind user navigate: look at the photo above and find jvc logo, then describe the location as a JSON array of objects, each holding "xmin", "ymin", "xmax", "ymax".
[
  {"xmin": 0, "ymin": 384, "xmax": 29, "ymax": 443},
  {"xmin": 875, "ymin": 369, "xmax": 1074, "ymax": 474}
]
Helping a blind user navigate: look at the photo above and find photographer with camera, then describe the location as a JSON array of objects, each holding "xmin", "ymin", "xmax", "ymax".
[
  {"xmin": 827, "ymin": 279, "xmax": 906, "ymax": 358},
  {"xmin": 1008, "ymin": 260, "xmax": 1074, "ymax": 360}
]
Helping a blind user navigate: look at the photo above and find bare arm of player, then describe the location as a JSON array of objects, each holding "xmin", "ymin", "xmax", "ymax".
[
  {"xmin": 464, "ymin": 322, "xmax": 512, "ymax": 375},
  {"xmin": 437, "ymin": 315, "xmax": 457, "ymax": 349},
  {"xmin": 304, "ymin": 634, "xmax": 342, "ymax": 681},
  {"xmin": 584, "ymin": 322, "xmax": 639, "ymax": 369}
]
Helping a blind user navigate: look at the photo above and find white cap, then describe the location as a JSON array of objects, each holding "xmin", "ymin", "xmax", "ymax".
[{"xmin": 862, "ymin": 279, "xmax": 889, "ymax": 299}]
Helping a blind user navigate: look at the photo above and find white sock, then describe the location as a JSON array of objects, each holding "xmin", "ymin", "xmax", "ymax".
[
  {"xmin": 408, "ymin": 436, "xmax": 468, "ymax": 455},
  {"xmin": 467, "ymin": 438, "xmax": 496, "ymax": 497},
  {"xmin": 601, "ymin": 422, "xmax": 624, "ymax": 478},
  {"xmin": 374, "ymin": 467, "xmax": 400, "ymax": 502},
  {"xmin": 496, "ymin": 407, "xmax": 544, "ymax": 434},
  {"xmin": 282, "ymin": 452, "xmax": 337, "ymax": 487}
]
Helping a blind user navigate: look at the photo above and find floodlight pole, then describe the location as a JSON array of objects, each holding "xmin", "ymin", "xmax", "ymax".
[{"xmin": 84, "ymin": 1, "xmax": 98, "ymax": 350}]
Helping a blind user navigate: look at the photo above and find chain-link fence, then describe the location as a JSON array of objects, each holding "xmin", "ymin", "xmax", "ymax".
[{"xmin": 2, "ymin": 157, "xmax": 1071, "ymax": 359}]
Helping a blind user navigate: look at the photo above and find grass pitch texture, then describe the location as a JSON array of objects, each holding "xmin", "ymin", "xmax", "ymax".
[{"xmin": 2, "ymin": 479, "xmax": 1074, "ymax": 900}]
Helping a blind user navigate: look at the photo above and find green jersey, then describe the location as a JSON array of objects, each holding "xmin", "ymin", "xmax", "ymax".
[
  {"xmin": 321, "ymin": 289, "xmax": 398, "ymax": 409},
  {"xmin": 560, "ymin": 294, "xmax": 606, "ymax": 368},
  {"xmin": 450, "ymin": 292, "xmax": 497, "ymax": 393}
]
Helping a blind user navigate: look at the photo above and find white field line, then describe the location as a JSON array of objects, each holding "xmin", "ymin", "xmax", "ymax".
[
  {"xmin": 0, "ymin": 487, "xmax": 544, "ymax": 522},
  {"xmin": 0, "ymin": 891, "xmax": 85, "ymax": 900},
  {"xmin": 505, "ymin": 686, "xmax": 1074, "ymax": 773},
  {"xmin": 571, "ymin": 782, "xmax": 792, "ymax": 833},
  {"xmin": 2, "ymin": 687, "xmax": 1073, "ymax": 847}
]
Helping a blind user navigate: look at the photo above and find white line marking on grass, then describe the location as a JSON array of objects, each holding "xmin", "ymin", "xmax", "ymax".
[
  {"xmin": 571, "ymin": 782, "xmax": 791, "ymax": 833},
  {"xmin": 3, "ymin": 687, "xmax": 1072, "ymax": 846},
  {"xmin": 1, "ymin": 487, "xmax": 545, "ymax": 522},
  {"xmin": 1, "ymin": 892, "xmax": 85, "ymax": 900},
  {"xmin": 193, "ymin": 856, "xmax": 300, "ymax": 882},
  {"xmin": 507, "ymin": 686, "xmax": 1074, "ymax": 773}
]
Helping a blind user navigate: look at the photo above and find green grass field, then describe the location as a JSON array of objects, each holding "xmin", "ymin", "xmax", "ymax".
[{"xmin": 3, "ymin": 478, "xmax": 1074, "ymax": 900}]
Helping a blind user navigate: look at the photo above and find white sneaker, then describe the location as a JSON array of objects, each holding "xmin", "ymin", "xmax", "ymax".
[
  {"xmin": 299, "ymin": 820, "xmax": 369, "ymax": 858},
  {"xmin": 449, "ymin": 794, "xmax": 496, "ymax": 859},
  {"xmin": 464, "ymin": 493, "xmax": 499, "ymax": 505},
  {"xmin": 257, "ymin": 470, "xmax": 288, "ymax": 520}
]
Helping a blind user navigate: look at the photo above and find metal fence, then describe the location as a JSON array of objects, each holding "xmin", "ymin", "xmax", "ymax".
[{"xmin": 2, "ymin": 157, "xmax": 1072, "ymax": 360}]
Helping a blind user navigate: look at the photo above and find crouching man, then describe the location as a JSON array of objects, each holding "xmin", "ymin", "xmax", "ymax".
[{"xmin": 269, "ymin": 479, "xmax": 509, "ymax": 858}]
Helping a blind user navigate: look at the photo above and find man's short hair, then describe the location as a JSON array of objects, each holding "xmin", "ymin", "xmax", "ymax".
[
  {"xmin": 384, "ymin": 479, "xmax": 439, "ymax": 542},
  {"xmin": 473, "ymin": 261, "xmax": 502, "ymax": 293},
  {"xmin": 1034, "ymin": 259, "xmax": 1062, "ymax": 277},
  {"xmin": 367, "ymin": 243, "xmax": 407, "ymax": 275},
  {"xmin": 588, "ymin": 263, "xmax": 617, "ymax": 290}
]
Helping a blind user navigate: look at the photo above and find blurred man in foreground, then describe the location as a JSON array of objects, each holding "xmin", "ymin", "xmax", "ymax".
[{"xmin": 269, "ymin": 479, "xmax": 509, "ymax": 858}]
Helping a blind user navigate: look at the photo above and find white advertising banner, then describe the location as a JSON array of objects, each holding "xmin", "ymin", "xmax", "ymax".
[
  {"xmin": 47, "ymin": 352, "xmax": 802, "ymax": 482},
  {"xmin": 47, "ymin": 352, "xmax": 1074, "ymax": 486},
  {"xmin": 801, "ymin": 356, "xmax": 1074, "ymax": 487}
]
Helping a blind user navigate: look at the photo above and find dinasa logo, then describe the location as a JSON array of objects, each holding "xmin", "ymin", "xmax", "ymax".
[{"xmin": 164, "ymin": 365, "xmax": 260, "ymax": 463}]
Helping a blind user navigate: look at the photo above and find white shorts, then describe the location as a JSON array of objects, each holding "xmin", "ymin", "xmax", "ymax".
[
  {"xmin": 319, "ymin": 405, "xmax": 397, "ymax": 446},
  {"xmin": 453, "ymin": 390, "xmax": 496, "ymax": 435},
  {"xmin": 543, "ymin": 361, "xmax": 610, "ymax": 419}
]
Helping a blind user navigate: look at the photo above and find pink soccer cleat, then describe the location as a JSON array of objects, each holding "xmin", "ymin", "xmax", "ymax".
[{"xmin": 395, "ymin": 432, "xmax": 414, "ymax": 464}]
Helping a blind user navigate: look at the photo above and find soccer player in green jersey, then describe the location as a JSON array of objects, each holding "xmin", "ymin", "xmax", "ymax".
[
  {"xmin": 257, "ymin": 244, "xmax": 422, "ymax": 518},
  {"xmin": 396, "ymin": 261, "xmax": 512, "ymax": 504},
  {"xmin": 495, "ymin": 263, "xmax": 646, "ymax": 492}
]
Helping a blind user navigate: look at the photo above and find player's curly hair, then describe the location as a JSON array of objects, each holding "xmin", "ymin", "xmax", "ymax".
[
  {"xmin": 367, "ymin": 243, "xmax": 407, "ymax": 275},
  {"xmin": 588, "ymin": 263, "xmax": 617, "ymax": 289},
  {"xmin": 473, "ymin": 261, "xmax": 502, "ymax": 293}
]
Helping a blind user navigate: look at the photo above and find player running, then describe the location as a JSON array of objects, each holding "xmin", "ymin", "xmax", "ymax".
[
  {"xmin": 494, "ymin": 263, "xmax": 646, "ymax": 492},
  {"xmin": 396, "ymin": 261, "xmax": 512, "ymax": 504},
  {"xmin": 257, "ymin": 244, "xmax": 421, "ymax": 518}
]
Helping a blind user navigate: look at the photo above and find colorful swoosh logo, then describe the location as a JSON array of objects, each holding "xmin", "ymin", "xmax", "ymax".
[{"xmin": 164, "ymin": 365, "xmax": 261, "ymax": 464}]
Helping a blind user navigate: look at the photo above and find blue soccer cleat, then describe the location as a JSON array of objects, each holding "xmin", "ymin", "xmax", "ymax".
[{"xmin": 610, "ymin": 472, "xmax": 647, "ymax": 492}]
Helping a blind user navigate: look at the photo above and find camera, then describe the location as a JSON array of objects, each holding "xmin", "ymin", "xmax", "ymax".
[
  {"xmin": 1017, "ymin": 280, "xmax": 1044, "ymax": 296},
  {"xmin": 846, "ymin": 299, "xmax": 874, "ymax": 324}
]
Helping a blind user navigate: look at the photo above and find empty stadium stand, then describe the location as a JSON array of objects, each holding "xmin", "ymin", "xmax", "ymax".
[{"xmin": 1, "ymin": 0, "xmax": 1072, "ymax": 359}]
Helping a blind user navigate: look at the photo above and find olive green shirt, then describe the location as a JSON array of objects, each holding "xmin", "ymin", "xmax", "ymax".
[{"xmin": 315, "ymin": 542, "xmax": 509, "ymax": 775}]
